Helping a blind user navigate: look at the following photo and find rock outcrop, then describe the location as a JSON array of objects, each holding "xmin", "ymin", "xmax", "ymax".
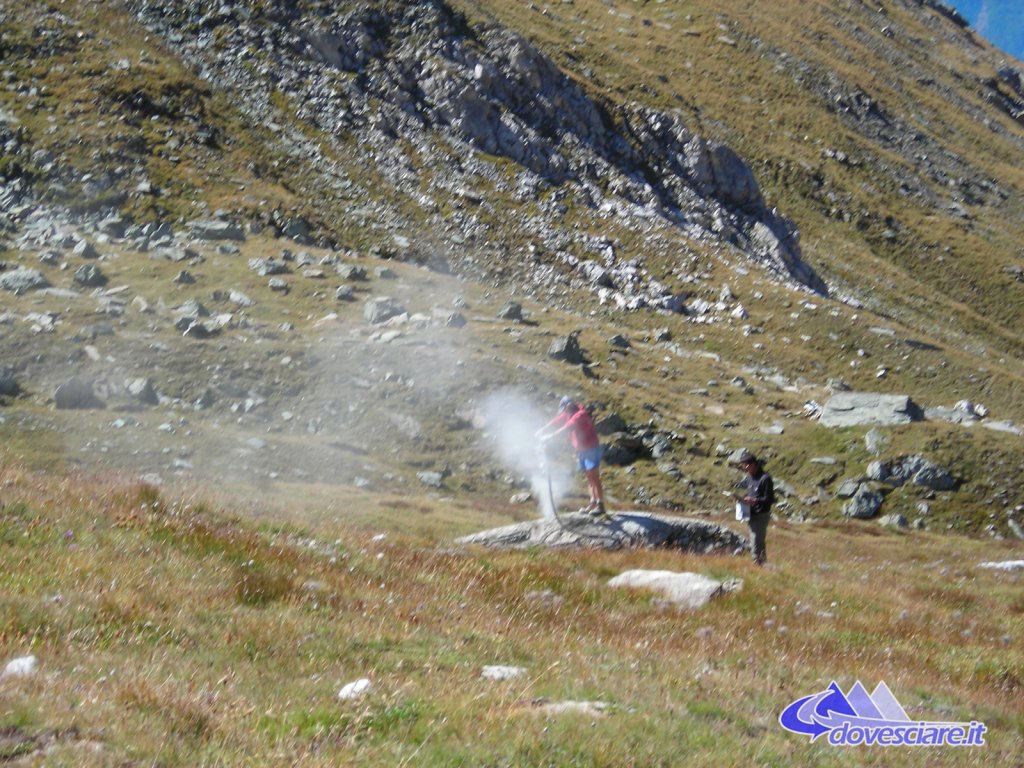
[
  {"xmin": 129, "ymin": 0, "xmax": 827, "ymax": 294},
  {"xmin": 456, "ymin": 511, "xmax": 748, "ymax": 554}
]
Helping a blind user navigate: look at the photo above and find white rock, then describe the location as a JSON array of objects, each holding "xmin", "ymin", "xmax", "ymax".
[
  {"xmin": 607, "ymin": 570, "xmax": 741, "ymax": 610},
  {"xmin": 977, "ymin": 560, "xmax": 1024, "ymax": 571},
  {"xmin": 337, "ymin": 678, "xmax": 372, "ymax": 700},
  {"xmin": 2, "ymin": 655, "xmax": 38, "ymax": 679},
  {"xmin": 535, "ymin": 700, "xmax": 609, "ymax": 717},
  {"xmin": 481, "ymin": 665, "xmax": 526, "ymax": 681}
]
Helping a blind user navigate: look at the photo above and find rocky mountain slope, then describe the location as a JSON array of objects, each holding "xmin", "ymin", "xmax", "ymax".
[{"xmin": 1, "ymin": 0, "xmax": 1023, "ymax": 537}]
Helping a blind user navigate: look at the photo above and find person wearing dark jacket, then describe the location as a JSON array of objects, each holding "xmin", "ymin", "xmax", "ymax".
[{"xmin": 738, "ymin": 451, "xmax": 774, "ymax": 565}]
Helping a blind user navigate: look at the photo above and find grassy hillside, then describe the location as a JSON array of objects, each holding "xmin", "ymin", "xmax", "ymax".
[
  {"xmin": 1, "ymin": 465, "xmax": 1021, "ymax": 765},
  {"xmin": 454, "ymin": 0, "xmax": 1024, "ymax": 352},
  {"xmin": 1, "ymin": 2, "xmax": 1023, "ymax": 762}
]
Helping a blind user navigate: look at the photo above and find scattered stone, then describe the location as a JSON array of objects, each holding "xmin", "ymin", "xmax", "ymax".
[
  {"xmin": 955, "ymin": 400, "xmax": 988, "ymax": 419},
  {"xmin": 842, "ymin": 486, "xmax": 884, "ymax": 519},
  {"xmin": 282, "ymin": 217, "xmax": 313, "ymax": 244},
  {"xmin": 190, "ymin": 220, "xmax": 244, "ymax": 241},
  {"xmin": 268, "ymin": 277, "xmax": 289, "ymax": 292},
  {"xmin": 982, "ymin": 420, "xmax": 1024, "ymax": 436},
  {"xmin": 820, "ymin": 393, "xmax": 922, "ymax": 428},
  {"xmin": 433, "ymin": 308, "xmax": 466, "ymax": 327},
  {"xmin": 335, "ymin": 284, "xmax": 355, "ymax": 301},
  {"xmin": 417, "ymin": 471, "xmax": 444, "ymax": 488},
  {"xmin": 2, "ymin": 655, "xmax": 37, "ymax": 679},
  {"xmin": 0, "ymin": 267, "xmax": 50, "ymax": 294},
  {"xmin": 364, "ymin": 296, "xmax": 406, "ymax": 324},
  {"xmin": 481, "ymin": 665, "xmax": 525, "ymax": 681},
  {"xmin": 594, "ymin": 413, "xmax": 628, "ymax": 435},
  {"xmin": 878, "ymin": 513, "xmax": 909, "ymax": 529},
  {"xmin": 336, "ymin": 263, "xmax": 367, "ymax": 281},
  {"xmin": 174, "ymin": 298, "xmax": 210, "ymax": 318},
  {"xmin": 337, "ymin": 678, "xmax": 372, "ymax": 700},
  {"xmin": 608, "ymin": 334, "xmax": 631, "ymax": 349},
  {"xmin": 374, "ymin": 266, "xmax": 397, "ymax": 279},
  {"xmin": 865, "ymin": 428, "xmax": 886, "ymax": 455},
  {"xmin": 228, "ymin": 289, "xmax": 255, "ymax": 307},
  {"xmin": 248, "ymin": 258, "xmax": 289, "ymax": 276},
  {"xmin": 98, "ymin": 215, "xmax": 127, "ymax": 238},
  {"xmin": 602, "ymin": 433, "xmax": 647, "ymax": 466},
  {"xmin": 496, "ymin": 301, "xmax": 523, "ymax": 321},
  {"xmin": 74, "ymin": 263, "xmax": 107, "ymax": 287},
  {"xmin": 72, "ymin": 239, "xmax": 99, "ymax": 259},
  {"xmin": 174, "ymin": 270, "xmax": 196, "ymax": 285},
  {"xmin": 547, "ymin": 334, "xmax": 586, "ymax": 364},
  {"xmin": 977, "ymin": 560, "xmax": 1024, "ymax": 571},
  {"xmin": 870, "ymin": 455, "xmax": 956, "ymax": 491},
  {"xmin": 151, "ymin": 246, "xmax": 196, "ymax": 263},
  {"xmin": 54, "ymin": 377, "xmax": 103, "ymax": 410},
  {"xmin": 607, "ymin": 570, "xmax": 743, "ymax": 610},
  {"xmin": 866, "ymin": 461, "xmax": 890, "ymax": 482},
  {"xmin": 0, "ymin": 366, "xmax": 19, "ymax": 397},
  {"xmin": 126, "ymin": 377, "xmax": 158, "ymax": 405}
]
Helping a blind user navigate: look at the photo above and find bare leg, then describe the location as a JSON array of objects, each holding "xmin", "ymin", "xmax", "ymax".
[{"xmin": 584, "ymin": 468, "xmax": 605, "ymax": 505}]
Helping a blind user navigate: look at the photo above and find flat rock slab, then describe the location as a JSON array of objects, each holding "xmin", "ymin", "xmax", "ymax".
[
  {"xmin": 977, "ymin": 560, "xmax": 1024, "ymax": 571},
  {"xmin": 820, "ymin": 393, "xmax": 922, "ymax": 428},
  {"xmin": 608, "ymin": 570, "xmax": 743, "ymax": 610},
  {"xmin": 456, "ymin": 512, "xmax": 748, "ymax": 554}
]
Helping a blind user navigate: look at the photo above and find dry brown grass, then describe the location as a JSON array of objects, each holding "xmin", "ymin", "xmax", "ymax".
[{"xmin": 1, "ymin": 462, "xmax": 1021, "ymax": 765}]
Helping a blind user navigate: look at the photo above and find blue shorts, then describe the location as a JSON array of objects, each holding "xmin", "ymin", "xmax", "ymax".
[{"xmin": 577, "ymin": 446, "xmax": 603, "ymax": 472}]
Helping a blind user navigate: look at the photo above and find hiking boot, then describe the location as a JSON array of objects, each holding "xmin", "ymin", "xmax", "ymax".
[
  {"xmin": 589, "ymin": 502, "xmax": 607, "ymax": 518},
  {"xmin": 578, "ymin": 502, "xmax": 597, "ymax": 514}
]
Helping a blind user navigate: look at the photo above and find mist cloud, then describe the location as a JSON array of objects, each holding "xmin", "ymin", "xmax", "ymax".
[{"xmin": 479, "ymin": 390, "xmax": 575, "ymax": 520}]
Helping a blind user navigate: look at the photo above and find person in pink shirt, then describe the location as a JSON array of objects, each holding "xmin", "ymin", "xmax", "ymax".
[{"xmin": 538, "ymin": 396, "xmax": 607, "ymax": 516}]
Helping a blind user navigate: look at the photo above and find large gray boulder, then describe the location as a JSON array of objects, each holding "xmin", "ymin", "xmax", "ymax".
[
  {"xmin": 602, "ymin": 433, "xmax": 648, "ymax": 466},
  {"xmin": 54, "ymin": 377, "xmax": 103, "ymax": 410},
  {"xmin": 248, "ymin": 258, "xmax": 289, "ymax": 276},
  {"xmin": 73, "ymin": 263, "xmax": 107, "ymax": 287},
  {"xmin": 0, "ymin": 267, "xmax": 50, "ymax": 295},
  {"xmin": 820, "ymin": 393, "xmax": 922, "ymax": 428},
  {"xmin": 843, "ymin": 486, "xmax": 885, "ymax": 519},
  {"xmin": 547, "ymin": 334, "xmax": 586, "ymax": 364},
  {"xmin": 364, "ymin": 296, "xmax": 406, "ymax": 324},
  {"xmin": 872, "ymin": 455, "xmax": 957, "ymax": 491},
  {"xmin": 496, "ymin": 301, "xmax": 523, "ymax": 321},
  {"xmin": 456, "ymin": 512, "xmax": 748, "ymax": 554},
  {"xmin": 336, "ymin": 263, "xmax": 368, "ymax": 281},
  {"xmin": 0, "ymin": 367, "xmax": 19, "ymax": 397},
  {"xmin": 908, "ymin": 460, "xmax": 957, "ymax": 492},
  {"xmin": 190, "ymin": 220, "xmax": 244, "ymax": 241},
  {"xmin": 608, "ymin": 570, "xmax": 743, "ymax": 610},
  {"xmin": 126, "ymin": 377, "xmax": 159, "ymax": 405}
]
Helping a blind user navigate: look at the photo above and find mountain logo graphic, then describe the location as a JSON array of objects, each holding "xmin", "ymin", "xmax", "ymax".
[{"xmin": 779, "ymin": 681, "xmax": 986, "ymax": 747}]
